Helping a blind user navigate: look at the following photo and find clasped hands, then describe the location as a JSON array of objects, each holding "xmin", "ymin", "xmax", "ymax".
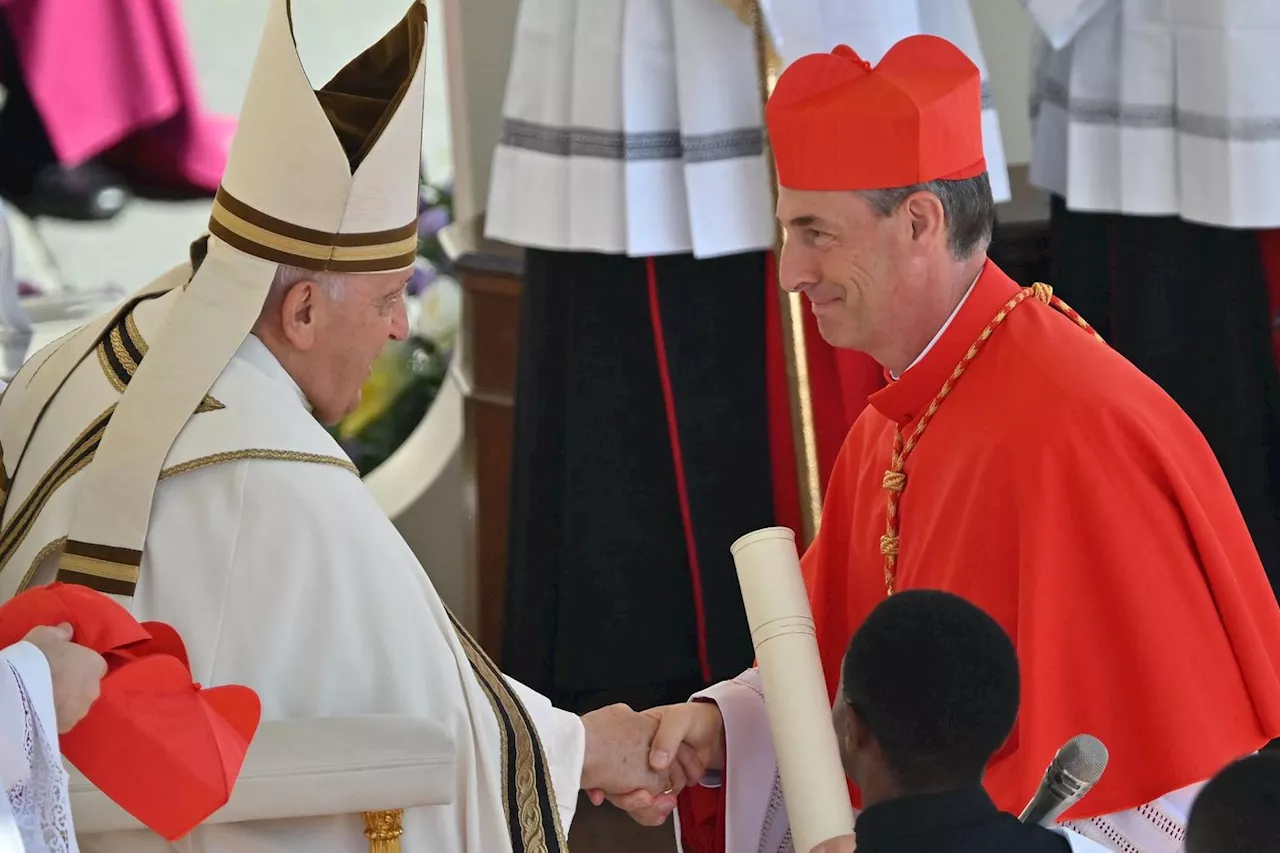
[
  {"xmin": 580, "ymin": 702, "xmax": 856, "ymax": 853},
  {"xmin": 579, "ymin": 700, "xmax": 725, "ymax": 826}
]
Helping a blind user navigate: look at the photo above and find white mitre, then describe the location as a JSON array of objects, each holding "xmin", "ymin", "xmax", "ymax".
[{"xmin": 37, "ymin": 0, "xmax": 428, "ymax": 596}]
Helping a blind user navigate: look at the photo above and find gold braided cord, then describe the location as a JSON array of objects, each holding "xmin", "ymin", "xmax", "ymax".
[
  {"xmin": 880, "ymin": 283, "xmax": 1102, "ymax": 596},
  {"xmin": 749, "ymin": 0, "xmax": 823, "ymax": 543}
]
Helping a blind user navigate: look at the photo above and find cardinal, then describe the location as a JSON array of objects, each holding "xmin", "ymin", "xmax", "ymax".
[{"xmin": 599, "ymin": 35, "xmax": 1280, "ymax": 853}]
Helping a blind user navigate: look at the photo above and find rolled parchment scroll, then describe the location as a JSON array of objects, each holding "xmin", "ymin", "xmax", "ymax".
[{"xmin": 731, "ymin": 527, "xmax": 855, "ymax": 853}]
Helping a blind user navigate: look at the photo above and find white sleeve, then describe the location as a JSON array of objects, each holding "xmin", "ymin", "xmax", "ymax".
[
  {"xmin": 502, "ymin": 675, "xmax": 586, "ymax": 832},
  {"xmin": 671, "ymin": 667, "xmax": 799, "ymax": 853},
  {"xmin": 0, "ymin": 641, "xmax": 77, "ymax": 853},
  {"xmin": 1055, "ymin": 827, "xmax": 1125, "ymax": 852},
  {"xmin": 1062, "ymin": 779, "xmax": 1205, "ymax": 853},
  {"xmin": 1020, "ymin": 0, "xmax": 1112, "ymax": 49}
]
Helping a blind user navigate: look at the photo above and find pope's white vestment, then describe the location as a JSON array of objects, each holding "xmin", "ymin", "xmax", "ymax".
[{"xmin": 0, "ymin": 285, "xmax": 585, "ymax": 852}]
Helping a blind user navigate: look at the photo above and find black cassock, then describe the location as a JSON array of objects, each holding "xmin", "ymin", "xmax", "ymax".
[{"xmin": 501, "ymin": 248, "xmax": 777, "ymax": 714}]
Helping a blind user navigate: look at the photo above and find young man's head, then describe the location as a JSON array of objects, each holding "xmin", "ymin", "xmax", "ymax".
[
  {"xmin": 1185, "ymin": 754, "xmax": 1280, "ymax": 853},
  {"xmin": 832, "ymin": 589, "xmax": 1020, "ymax": 805}
]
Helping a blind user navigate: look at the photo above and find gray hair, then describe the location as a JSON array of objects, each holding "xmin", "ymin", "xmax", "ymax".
[
  {"xmin": 858, "ymin": 173, "xmax": 994, "ymax": 260},
  {"xmin": 270, "ymin": 265, "xmax": 347, "ymax": 300}
]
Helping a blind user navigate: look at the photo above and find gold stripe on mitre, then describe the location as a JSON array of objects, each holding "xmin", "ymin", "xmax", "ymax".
[
  {"xmin": 56, "ymin": 540, "xmax": 142, "ymax": 596},
  {"xmin": 209, "ymin": 189, "xmax": 418, "ymax": 273}
]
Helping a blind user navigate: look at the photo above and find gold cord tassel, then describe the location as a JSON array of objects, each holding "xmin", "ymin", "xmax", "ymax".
[{"xmin": 364, "ymin": 810, "xmax": 404, "ymax": 853}]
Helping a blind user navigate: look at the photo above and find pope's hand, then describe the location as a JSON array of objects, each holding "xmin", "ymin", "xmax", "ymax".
[
  {"xmin": 580, "ymin": 703, "xmax": 676, "ymax": 796},
  {"xmin": 24, "ymin": 622, "xmax": 107, "ymax": 733},
  {"xmin": 588, "ymin": 700, "xmax": 725, "ymax": 826}
]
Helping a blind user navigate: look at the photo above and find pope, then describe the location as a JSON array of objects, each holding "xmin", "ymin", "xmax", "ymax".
[
  {"xmin": 0, "ymin": 2, "xmax": 682, "ymax": 851},
  {"xmin": 600, "ymin": 35, "xmax": 1280, "ymax": 853}
]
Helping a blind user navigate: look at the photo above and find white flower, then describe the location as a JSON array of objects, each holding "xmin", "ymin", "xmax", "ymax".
[{"xmin": 414, "ymin": 274, "xmax": 462, "ymax": 346}]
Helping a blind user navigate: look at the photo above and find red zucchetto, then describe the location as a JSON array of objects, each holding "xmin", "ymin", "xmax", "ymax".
[{"xmin": 765, "ymin": 36, "xmax": 986, "ymax": 191}]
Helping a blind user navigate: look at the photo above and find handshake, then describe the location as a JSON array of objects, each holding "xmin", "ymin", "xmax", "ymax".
[
  {"xmin": 577, "ymin": 701, "xmax": 856, "ymax": 853},
  {"xmin": 577, "ymin": 700, "xmax": 726, "ymax": 826}
]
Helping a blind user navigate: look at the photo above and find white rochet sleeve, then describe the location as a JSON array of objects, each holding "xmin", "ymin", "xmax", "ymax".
[{"xmin": 730, "ymin": 527, "xmax": 855, "ymax": 853}]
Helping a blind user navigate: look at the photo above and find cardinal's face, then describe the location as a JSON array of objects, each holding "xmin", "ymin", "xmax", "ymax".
[{"xmin": 776, "ymin": 186, "xmax": 950, "ymax": 374}]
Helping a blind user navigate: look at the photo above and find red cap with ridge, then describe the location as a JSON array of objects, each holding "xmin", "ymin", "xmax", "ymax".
[
  {"xmin": 0, "ymin": 583, "xmax": 261, "ymax": 840},
  {"xmin": 765, "ymin": 35, "xmax": 986, "ymax": 191}
]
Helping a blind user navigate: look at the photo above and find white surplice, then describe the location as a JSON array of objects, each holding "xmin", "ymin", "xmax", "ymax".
[
  {"xmin": 486, "ymin": 0, "xmax": 1010, "ymax": 260},
  {"xmin": 0, "ymin": 287, "xmax": 585, "ymax": 852},
  {"xmin": 0, "ymin": 642, "xmax": 76, "ymax": 853},
  {"xmin": 675, "ymin": 668, "xmax": 1200, "ymax": 853},
  {"xmin": 1026, "ymin": 0, "xmax": 1280, "ymax": 229}
]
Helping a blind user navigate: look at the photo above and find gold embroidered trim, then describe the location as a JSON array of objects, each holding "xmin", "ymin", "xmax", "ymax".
[
  {"xmin": 209, "ymin": 189, "xmax": 419, "ymax": 272},
  {"xmin": 6, "ymin": 440, "xmax": 357, "ymax": 593},
  {"xmin": 96, "ymin": 302, "xmax": 224, "ymax": 412},
  {"xmin": 160, "ymin": 449, "xmax": 358, "ymax": 479},
  {"xmin": 446, "ymin": 610, "xmax": 567, "ymax": 853},
  {"xmin": 0, "ymin": 407, "xmax": 113, "ymax": 579},
  {"xmin": 59, "ymin": 552, "xmax": 139, "ymax": 583},
  {"xmin": 24, "ymin": 537, "xmax": 66, "ymax": 589}
]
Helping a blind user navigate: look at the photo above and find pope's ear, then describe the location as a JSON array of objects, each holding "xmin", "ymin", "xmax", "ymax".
[{"xmin": 278, "ymin": 280, "xmax": 319, "ymax": 351}]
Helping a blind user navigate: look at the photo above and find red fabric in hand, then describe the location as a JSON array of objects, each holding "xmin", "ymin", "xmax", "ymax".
[{"xmin": 0, "ymin": 583, "xmax": 261, "ymax": 840}]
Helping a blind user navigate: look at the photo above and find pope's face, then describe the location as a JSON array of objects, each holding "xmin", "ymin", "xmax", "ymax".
[
  {"xmin": 776, "ymin": 187, "xmax": 926, "ymax": 359},
  {"xmin": 305, "ymin": 270, "xmax": 411, "ymax": 424}
]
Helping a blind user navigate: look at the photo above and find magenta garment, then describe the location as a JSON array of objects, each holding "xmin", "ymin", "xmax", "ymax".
[{"xmin": 1, "ymin": 0, "xmax": 235, "ymax": 192}]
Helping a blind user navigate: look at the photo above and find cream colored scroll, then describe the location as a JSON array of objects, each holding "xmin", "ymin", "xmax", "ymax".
[{"xmin": 731, "ymin": 527, "xmax": 855, "ymax": 853}]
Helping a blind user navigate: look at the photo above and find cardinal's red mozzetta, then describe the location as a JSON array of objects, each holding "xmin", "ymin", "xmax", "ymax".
[{"xmin": 678, "ymin": 34, "xmax": 1280, "ymax": 852}]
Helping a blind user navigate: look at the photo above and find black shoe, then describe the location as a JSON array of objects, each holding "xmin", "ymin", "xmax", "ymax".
[{"xmin": 4, "ymin": 161, "xmax": 132, "ymax": 222}]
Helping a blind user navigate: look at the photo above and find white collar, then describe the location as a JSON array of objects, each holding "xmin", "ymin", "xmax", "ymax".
[
  {"xmin": 890, "ymin": 271, "xmax": 982, "ymax": 380},
  {"xmin": 238, "ymin": 333, "xmax": 313, "ymax": 411}
]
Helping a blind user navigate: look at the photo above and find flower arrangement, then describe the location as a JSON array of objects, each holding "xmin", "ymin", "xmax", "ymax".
[{"xmin": 329, "ymin": 181, "xmax": 461, "ymax": 476}]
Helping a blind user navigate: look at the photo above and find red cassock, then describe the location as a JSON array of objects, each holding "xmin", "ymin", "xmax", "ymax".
[{"xmin": 680, "ymin": 260, "xmax": 1280, "ymax": 849}]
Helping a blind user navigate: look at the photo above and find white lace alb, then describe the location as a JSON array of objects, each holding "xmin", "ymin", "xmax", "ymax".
[{"xmin": 4, "ymin": 661, "xmax": 76, "ymax": 853}]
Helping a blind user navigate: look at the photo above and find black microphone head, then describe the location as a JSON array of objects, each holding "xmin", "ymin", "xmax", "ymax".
[{"xmin": 1057, "ymin": 734, "xmax": 1109, "ymax": 785}]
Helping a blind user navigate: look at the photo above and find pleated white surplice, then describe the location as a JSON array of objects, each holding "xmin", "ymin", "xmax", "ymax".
[
  {"xmin": 1027, "ymin": 0, "xmax": 1280, "ymax": 229},
  {"xmin": 486, "ymin": 0, "xmax": 1013, "ymax": 259}
]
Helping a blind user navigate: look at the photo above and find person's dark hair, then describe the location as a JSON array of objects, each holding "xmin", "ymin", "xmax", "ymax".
[
  {"xmin": 1185, "ymin": 754, "xmax": 1280, "ymax": 853},
  {"xmin": 840, "ymin": 589, "xmax": 1019, "ymax": 789},
  {"xmin": 859, "ymin": 173, "xmax": 994, "ymax": 259}
]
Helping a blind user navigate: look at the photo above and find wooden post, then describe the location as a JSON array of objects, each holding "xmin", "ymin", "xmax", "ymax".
[
  {"xmin": 750, "ymin": 1, "xmax": 824, "ymax": 545},
  {"xmin": 444, "ymin": 214, "xmax": 525, "ymax": 662}
]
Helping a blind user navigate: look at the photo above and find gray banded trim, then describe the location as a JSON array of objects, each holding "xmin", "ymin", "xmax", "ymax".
[
  {"xmin": 505, "ymin": 80, "xmax": 993, "ymax": 164},
  {"xmin": 501, "ymin": 118, "xmax": 764, "ymax": 163},
  {"xmin": 1036, "ymin": 78, "xmax": 1280, "ymax": 142}
]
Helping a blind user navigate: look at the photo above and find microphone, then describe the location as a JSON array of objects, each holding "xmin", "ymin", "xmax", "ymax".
[{"xmin": 1018, "ymin": 734, "xmax": 1109, "ymax": 826}]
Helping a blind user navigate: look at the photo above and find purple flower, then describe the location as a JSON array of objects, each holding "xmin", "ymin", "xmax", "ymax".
[
  {"xmin": 406, "ymin": 258, "xmax": 439, "ymax": 297},
  {"xmin": 417, "ymin": 205, "xmax": 450, "ymax": 240}
]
